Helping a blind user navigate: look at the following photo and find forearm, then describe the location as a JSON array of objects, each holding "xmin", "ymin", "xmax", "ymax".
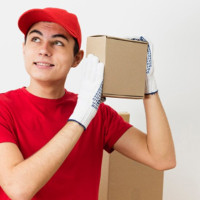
[
  {"xmin": 4, "ymin": 121, "xmax": 84, "ymax": 200},
  {"xmin": 144, "ymin": 93, "xmax": 176, "ymax": 169}
]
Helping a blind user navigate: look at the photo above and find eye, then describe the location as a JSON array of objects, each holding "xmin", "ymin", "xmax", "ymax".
[
  {"xmin": 31, "ymin": 37, "xmax": 40, "ymax": 43},
  {"xmin": 53, "ymin": 41, "xmax": 64, "ymax": 46}
]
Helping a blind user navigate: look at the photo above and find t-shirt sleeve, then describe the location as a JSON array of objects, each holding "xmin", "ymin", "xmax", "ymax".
[
  {"xmin": 0, "ymin": 99, "xmax": 17, "ymax": 144},
  {"xmin": 101, "ymin": 103, "xmax": 132, "ymax": 153}
]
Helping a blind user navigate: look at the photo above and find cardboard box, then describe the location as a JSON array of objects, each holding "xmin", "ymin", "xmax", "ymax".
[
  {"xmin": 98, "ymin": 113, "xmax": 164, "ymax": 200},
  {"xmin": 86, "ymin": 35, "xmax": 148, "ymax": 99}
]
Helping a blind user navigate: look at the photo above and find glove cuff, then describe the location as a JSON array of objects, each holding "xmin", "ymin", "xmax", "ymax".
[
  {"xmin": 145, "ymin": 77, "xmax": 158, "ymax": 95},
  {"xmin": 68, "ymin": 104, "xmax": 97, "ymax": 130}
]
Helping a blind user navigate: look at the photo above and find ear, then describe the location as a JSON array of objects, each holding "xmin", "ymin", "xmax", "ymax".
[
  {"xmin": 22, "ymin": 42, "xmax": 25, "ymax": 55},
  {"xmin": 72, "ymin": 50, "xmax": 84, "ymax": 68}
]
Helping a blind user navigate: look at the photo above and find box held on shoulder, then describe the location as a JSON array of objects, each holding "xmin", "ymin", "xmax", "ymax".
[{"xmin": 86, "ymin": 35, "xmax": 148, "ymax": 99}]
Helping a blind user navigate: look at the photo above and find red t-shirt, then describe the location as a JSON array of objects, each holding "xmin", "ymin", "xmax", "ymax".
[{"xmin": 0, "ymin": 87, "xmax": 132, "ymax": 200}]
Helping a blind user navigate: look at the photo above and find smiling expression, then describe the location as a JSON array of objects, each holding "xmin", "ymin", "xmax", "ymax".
[{"xmin": 23, "ymin": 21, "xmax": 82, "ymax": 85}]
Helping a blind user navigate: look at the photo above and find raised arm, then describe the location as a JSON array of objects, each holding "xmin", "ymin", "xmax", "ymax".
[{"xmin": 114, "ymin": 37, "xmax": 176, "ymax": 170}]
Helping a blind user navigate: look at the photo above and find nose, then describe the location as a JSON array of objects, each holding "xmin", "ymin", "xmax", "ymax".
[{"xmin": 39, "ymin": 42, "xmax": 52, "ymax": 57}]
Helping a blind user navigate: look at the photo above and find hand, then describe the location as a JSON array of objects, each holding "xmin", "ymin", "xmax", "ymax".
[
  {"xmin": 131, "ymin": 36, "xmax": 158, "ymax": 95},
  {"xmin": 68, "ymin": 54, "xmax": 104, "ymax": 129}
]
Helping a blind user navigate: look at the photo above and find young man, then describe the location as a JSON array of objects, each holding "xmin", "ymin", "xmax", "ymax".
[{"xmin": 0, "ymin": 7, "xmax": 176, "ymax": 200}]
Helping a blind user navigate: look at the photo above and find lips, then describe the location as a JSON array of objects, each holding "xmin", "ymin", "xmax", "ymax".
[{"xmin": 34, "ymin": 62, "xmax": 55, "ymax": 68}]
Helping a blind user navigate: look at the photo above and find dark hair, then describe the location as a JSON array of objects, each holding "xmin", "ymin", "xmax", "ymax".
[
  {"xmin": 24, "ymin": 35, "xmax": 79, "ymax": 56},
  {"xmin": 73, "ymin": 38, "xmax": 79, "ymax": 56}
]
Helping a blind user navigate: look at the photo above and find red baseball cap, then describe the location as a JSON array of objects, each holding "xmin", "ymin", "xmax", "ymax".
[{"xmin": 18, "ymin": 7, "xmax": 82, "ymax": 49}]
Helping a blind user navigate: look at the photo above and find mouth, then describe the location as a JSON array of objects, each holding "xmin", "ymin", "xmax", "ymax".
[{"xmin": 33, "ymin": 62, "xmax": 55, "ymax": 68}]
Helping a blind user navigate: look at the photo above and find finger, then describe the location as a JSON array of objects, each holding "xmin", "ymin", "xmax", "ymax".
[
  {"xmin": 89, "ymin": 57, "xmax": 99, "ymax": 81},
  {"xmin": 87, "ymin": 54, "xmax": 101, "ymax": 81},
  {"xmin": 87, "ymin": 54, "xmax": 99, "ymax": 63}
]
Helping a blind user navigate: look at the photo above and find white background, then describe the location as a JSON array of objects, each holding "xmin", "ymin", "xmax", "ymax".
[{"xmin": 0, "ymin": 0, "xmax": 200, "ymax": 199}]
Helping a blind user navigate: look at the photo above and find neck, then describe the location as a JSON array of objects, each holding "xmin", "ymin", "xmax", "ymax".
[{"xmin": 26, "ymin": 79, "xmax": 66, "ymax": 99}]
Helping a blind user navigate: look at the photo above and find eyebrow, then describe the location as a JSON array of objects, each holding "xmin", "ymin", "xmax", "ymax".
[
  {"xmin": 52, "ymin": 34, "xmax": 69, "ymax": 42},
  {"xmin": 28, "ymin": 29, "xmax": 43, "ymax": 36},
  {"xmin": 28, "ymin": 29, "xmax": 69, "ymax": 42}
]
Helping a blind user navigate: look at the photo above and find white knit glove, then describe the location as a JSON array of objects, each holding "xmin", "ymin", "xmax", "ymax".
[
  {"xmin": 68, "ymin": 54, "xmax": 104, "ymax": 129},
  {"xmin": 131, "ymin": 36, "xmax": 158, "ymax": 95}
]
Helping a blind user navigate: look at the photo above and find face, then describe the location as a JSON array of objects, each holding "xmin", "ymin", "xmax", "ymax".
[{"xmin": 23, "ymin": 22, "xmax": 83, "ymax": 85}]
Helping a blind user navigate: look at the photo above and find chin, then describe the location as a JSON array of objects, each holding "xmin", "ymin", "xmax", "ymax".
[{"xmin": 31, "ymin": 74, "xmax": 65, "ymax": 85}]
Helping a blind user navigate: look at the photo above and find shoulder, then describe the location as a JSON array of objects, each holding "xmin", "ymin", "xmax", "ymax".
[
  {"xmin": 94, "ymin": 103, "xmax": 126, "ymax": 127},
  {"xmin": 0, "ymin": 89, "xmax": 22, "ymax": 125},
  {"xmin": 97, "ymin": 103, "xmax": 119, "ymax": 118},
  {"xmin": 0, "ymin": 88, "xmax": 22, "ymax": 106},
  {"xmin": 97, "ymin": 103, "xmax": 132, "ymax": 128}
]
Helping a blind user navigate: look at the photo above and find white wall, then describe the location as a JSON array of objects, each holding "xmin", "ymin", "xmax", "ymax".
[{"xmin": 0, "ymin": 0, "xmax": 199, "ymax": 199}]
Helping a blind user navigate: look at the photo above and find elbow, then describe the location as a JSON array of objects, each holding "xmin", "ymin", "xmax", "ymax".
[
  {"xmin": 6, "ymin": 189, "xmax": 32, "ymax": 200},
  {"xmin": 8, "ymin": 193, "xmax": 30, "ymax": 200},
  {"xmin": 10, "ymin": 191, "xmax": 32, "ymax": 200},
  {"xmin": 2, "ymin": 181, "xmax": 33, "ymax": 200},
  {"xmin": 156, "ymin": 161, "xmax": 176, "ymax": 171},
  {"xmin": 167, "ymin": 159, "xmax": 177, "ymax": 169},
  {"xmin": 152, "ymin": 157, "xmax": 177, "ymax": 171}
]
